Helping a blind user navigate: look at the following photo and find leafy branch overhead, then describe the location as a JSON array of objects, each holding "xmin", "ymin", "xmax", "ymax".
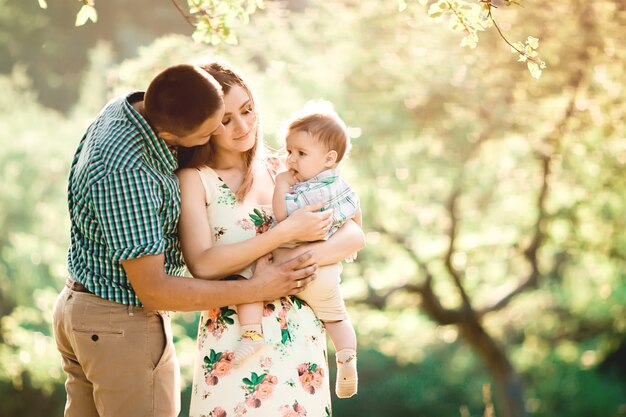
[
  {"xmin": 50, "ymin": 0, "xmax": 545, "ymax": 77},
  {"xmin": 401, "ymin": 0, "xmax": 546, "ymax": 78}
]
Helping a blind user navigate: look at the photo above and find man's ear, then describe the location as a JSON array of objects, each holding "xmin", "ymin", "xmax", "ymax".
[
  {"xmin": 324, "ymin": 150, "xmax": 338, "ymax": 168},
  {"xmin": 158, "ymin": 130, "xmax": 178, "ymax": 144}
]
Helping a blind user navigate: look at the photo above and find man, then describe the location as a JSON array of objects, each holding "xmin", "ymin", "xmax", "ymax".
[{"xmin": 52, "ymin": 64, "xmax": 334, "ymax": 417}]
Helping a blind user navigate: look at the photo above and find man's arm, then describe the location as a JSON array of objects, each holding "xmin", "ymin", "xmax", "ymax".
[
  {"xmin": 122, "ymin": 252, "xmax": 318, "ymax": 311},
  {"xmin": 273, "ymin": 220, "xmax": 365, "ymax": 266}
]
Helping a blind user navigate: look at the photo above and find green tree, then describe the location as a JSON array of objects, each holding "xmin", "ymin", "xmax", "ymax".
[
  {"xmin": 2, "ymin": 0, "xmax": 625, "ymax": 416},
  {"xmin": 101, "ymin": 1, "xmax": 626, "ymax": 413}
]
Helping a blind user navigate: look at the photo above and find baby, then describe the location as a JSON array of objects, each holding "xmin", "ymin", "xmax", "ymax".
[{"xmin": 232, "ymin": 101, "xmax": 362, "ymax": 399}]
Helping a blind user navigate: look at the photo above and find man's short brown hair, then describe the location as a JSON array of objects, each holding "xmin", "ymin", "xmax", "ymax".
[{"xmin": 144, "ymin": 64, "xmax": 223, "ymax": 136}]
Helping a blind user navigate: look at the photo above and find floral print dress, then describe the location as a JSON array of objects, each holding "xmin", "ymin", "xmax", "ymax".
[{"xmin": 189, "ymin": 163, "xmax": 332, "ymax": 417}]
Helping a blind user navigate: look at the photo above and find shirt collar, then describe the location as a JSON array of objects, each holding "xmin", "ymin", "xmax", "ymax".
[
  {"xmin": 307, "ymin": 168, "xmax": 339, "ymax": 184},
  {"xmin": 123, "ymin": 92, "xmax": 178, "ymax": 173}
]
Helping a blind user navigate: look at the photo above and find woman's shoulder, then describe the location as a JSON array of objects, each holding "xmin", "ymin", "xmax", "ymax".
[{"xmin": 177, "ymin": 165, "xmax": 222, "ymax": 203}]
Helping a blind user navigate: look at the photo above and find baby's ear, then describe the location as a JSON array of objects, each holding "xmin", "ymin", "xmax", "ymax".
[{"xmin": 324, "ymin": 150, "xmax": 338, "ymax": 168}]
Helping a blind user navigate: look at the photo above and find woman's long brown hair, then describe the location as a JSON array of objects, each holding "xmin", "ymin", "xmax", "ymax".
[{"xmin": 177, "ymin": 61, "xmax": 262, "ymax": 202}]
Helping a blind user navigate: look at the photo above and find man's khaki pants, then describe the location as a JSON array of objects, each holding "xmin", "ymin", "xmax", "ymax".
[{"xmin": 52, "ymin": 285, "xmax": 180, "ymax": 417}]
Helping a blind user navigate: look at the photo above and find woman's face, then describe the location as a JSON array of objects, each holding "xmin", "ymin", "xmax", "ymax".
[{"xmin": 210, "ymin": 85, "xmax": 257, "ymax": 156}]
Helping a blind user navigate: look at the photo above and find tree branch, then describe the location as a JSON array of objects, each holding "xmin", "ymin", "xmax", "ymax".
[
  {"xmin": 368, "ymin": 225, "xmax": 468, "ymax": 324},
  {"xmin": 476, "ymin": 82, "xmax": 584, "ymax": 316},
  {"xmin": 170, "ymin": 0, "xmax": 196, "ymax": 28},
  {"xmin": 443, "ymin": 189, "xmax": 474, "ymax": 312}
]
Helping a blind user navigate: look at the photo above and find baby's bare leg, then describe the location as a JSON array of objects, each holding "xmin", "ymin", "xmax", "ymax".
[
  {"xmin": 325, "ymin": 319, "xmax": 358, "ymax": 398},
  {"xmin": 324, "ymin": 319, "xmax": 356, "ymax": 351}
]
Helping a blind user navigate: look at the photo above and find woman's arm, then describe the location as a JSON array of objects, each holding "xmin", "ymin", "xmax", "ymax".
[
  {"xmin": 177, "ymin": 168, "xmax": 332, "ymax": 280},
  {"xmin": 273, "ymin": 220, "xmax": 365, "ymax": 266}
]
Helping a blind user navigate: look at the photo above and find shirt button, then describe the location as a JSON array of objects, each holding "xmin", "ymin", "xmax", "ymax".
[{"xmin": 91, "ymin": 334, "xmax": 99, "ymax": 342}]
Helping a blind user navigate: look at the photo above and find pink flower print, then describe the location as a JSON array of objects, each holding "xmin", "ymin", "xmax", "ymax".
[
  {"xmin": 254, "ymin": 374, "xmax": 278, "ymax": 400},
  {"xmin": 280, "ymin": 402, "xmax": 307, "ymax": 417},
  {"xmin": 263, "ymin": 375, "xmax": 279, "ymax": 385},
  {"xmin": 263, "ymin": 303, "xmax": 276, "ymax": 317},
  {"xmin": 265, "ymin": 156, "xmax": 283, "ymax": 178},
  {"xmin": 280, "ymin": 297, "xmax": 293, "ymax": 313},
  {"xmin": 254, "ymin": 381, "xmax": 274, "ymax": 400},
  {"xmin": 209, "ymin": 407, "xmax": 227, "ymax": 417},
  {"xmin": 249, "ymin": 208, "xmax": 273, "ymax": 235},
  {"xmin": 203, "ymin": 307, "xmax": 236, "ymax": 339},
  {"xmin": 203, "ymin": 349, "xmax": 233, "ymax": 386},
  {"xmin": 234, "ymin": 403, "xmax": 247, "ymax": 416},
  {"xmin": 280, "ymin": 408, "xmax": 300, "ymax": 417},
  {"xmin": 294, "ymin": 402, "xmax": 307, "ymax": 416},
  {"xmin": 237, "ymin": 218, "xmax": 254, "ymax": 231},
  {"xmin": 259, "ymin": 355, "xmax": 273, "ymax": 369},
  {"xmin": 312, "ymin": 369, "xmax": 324, "ymax": 390},
  {"xmin": 213, "ymin": 358, "xmax": 232, "ymax": 377},
  {"xmin": 242, "ymin": 372, "xmax": 277, "ymax": 407},
  {"xmin": 297, "ymin": 363, "xmax": 324, "ymax": 394},
  {"xmin": 299, "ymin": 373, "xmax": 315, "ymax": 394},
  {"xmin": 246, "ymin": 397, "xmax": 261, "ymax": 408},
  {"xmin": 277, "ymin": 309, "xmax": 288, "ymax": 329},
  {"xmin": 207, "ymin": 308, "xmax": 220, "ymax": 322},
  {"xmin": 206, "ymin": 374, "xmax": 219, "ymax": 386}
]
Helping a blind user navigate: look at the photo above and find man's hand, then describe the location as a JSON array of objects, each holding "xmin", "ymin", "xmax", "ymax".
[{"xmin": 250, "ymin": 252, "xmax": 318, "ymax": 300}]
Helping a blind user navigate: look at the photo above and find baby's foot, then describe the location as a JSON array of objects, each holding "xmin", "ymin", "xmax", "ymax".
[
  {"xmin": 232, "ymin": 329, "xmax": 265, "ymax": 368},
  {"xmin": 335, "ymin": 348, "xmax": 358, "ymax": 398}
]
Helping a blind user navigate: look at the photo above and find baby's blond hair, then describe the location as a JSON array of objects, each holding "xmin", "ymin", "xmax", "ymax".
[{"xmin": 286, "ymin": 100, "xmax": 351, "ymax": 163}]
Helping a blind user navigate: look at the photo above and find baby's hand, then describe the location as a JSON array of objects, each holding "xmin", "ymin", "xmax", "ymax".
[
  {"xmin": 276, "ymin": 170, "xmax": 299, "ymax": 186},
  {"xmin": 345, "ymin": 252, "xmax": 358, "ymax": 263}
]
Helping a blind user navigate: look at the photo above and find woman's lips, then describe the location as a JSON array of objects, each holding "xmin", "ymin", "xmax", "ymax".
[{"xmin": 235, "ymin": 130, "xmax": 252, "ymax": 141}]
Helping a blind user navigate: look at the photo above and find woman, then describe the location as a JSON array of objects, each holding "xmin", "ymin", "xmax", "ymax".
[{"xmin": 177, "ymin": 62, "xmax": 365, "ymax": 417}]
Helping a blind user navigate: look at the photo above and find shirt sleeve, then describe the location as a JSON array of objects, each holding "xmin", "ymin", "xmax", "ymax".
[{"xmin": 91, "ymin": 169, "xmax": 165, "ymax": 261}]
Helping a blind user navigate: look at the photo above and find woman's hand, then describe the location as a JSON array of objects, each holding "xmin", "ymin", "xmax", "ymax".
[
  {"xmin": 276, "ymin": 202, "xmax": 333, "ymax": 242},
  {"xmin": 273, "ymin": 220, "xmax": 365, "ymax": 267}
]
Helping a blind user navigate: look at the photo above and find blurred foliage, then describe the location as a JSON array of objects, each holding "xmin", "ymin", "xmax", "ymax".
[
  {"xmin": 1, "ymin": 0, "xmax": 192, "ymax": 111},
  {"xmin": 1, "ymin": 0, "xmax": 626, "ymax": 416}
]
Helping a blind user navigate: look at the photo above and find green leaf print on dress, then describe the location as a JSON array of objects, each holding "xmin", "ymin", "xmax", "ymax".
[
  {"xmin": 202, "ymin": 349, "xmax": 234, "ymax": 387},
  {"xmin": 241, "ymin": 372, "xmax": 278, "ymax": 409},
  {"xmin": 201, "ymin": 307, "xmax": 237, "ymax": 342},
  {"xmin": 289, "ymin": 295, "xmax": 305, "ymax": 309},
  {"xmin": 249, "ymin": 207, "xmax": 273, "ymax": 235},
  {"xmin": 216, "ymin": 181, "xmax": 236, "ymax": 206}
]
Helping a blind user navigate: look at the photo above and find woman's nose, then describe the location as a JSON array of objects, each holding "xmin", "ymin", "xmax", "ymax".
[{"xmin": 234, "ymin": 116, "xmax": 248, "ymax": 134}]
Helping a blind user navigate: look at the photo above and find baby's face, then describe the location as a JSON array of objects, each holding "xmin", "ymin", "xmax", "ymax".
[{"xmin": 285, "ymin": 130, "xmax": 330, "ymax": 182}]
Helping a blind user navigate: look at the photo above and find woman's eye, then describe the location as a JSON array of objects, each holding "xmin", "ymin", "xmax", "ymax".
[
  {"xmin": 299, "ymin": 151, "xmax": 305, "ymax": 156},
  {"xmin": 243, "ymin": 106, "xmax": 254, "ymax": 114},
  {"xmin": 222, "ymin": 118, "xmax": 231, "ymax": 126}
]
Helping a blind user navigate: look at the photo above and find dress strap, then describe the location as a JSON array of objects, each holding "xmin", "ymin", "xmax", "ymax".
[
  {"xmin": 263, "ymin": 155, "xmax": 286, "ymax": 184},
  {"xmin": 195, "ymin": 165, "xmax": 219, "ymax": 206}
]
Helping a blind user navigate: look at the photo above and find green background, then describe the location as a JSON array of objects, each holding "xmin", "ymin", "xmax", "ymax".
[{"xmin": 0, "ymin": 1, "xmax": 624, "ymax": 416}]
